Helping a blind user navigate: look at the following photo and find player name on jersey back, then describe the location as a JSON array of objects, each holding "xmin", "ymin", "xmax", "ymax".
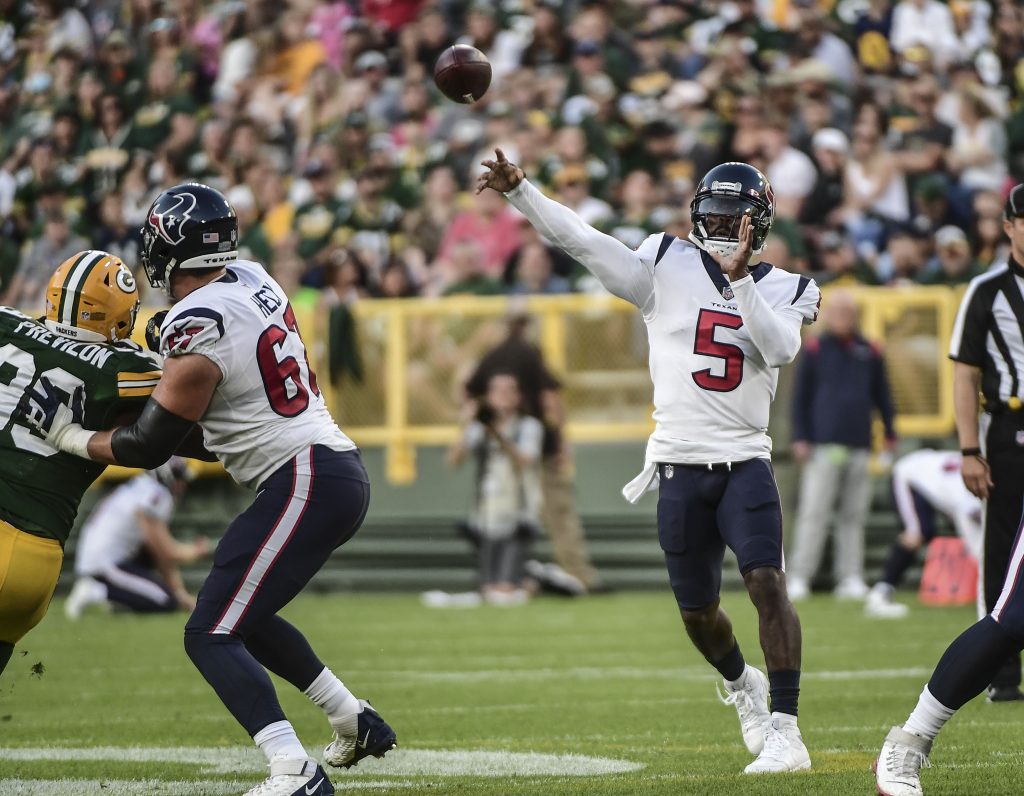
[
  {"xmin": 159, "ymin": 261, "xmax": 355, "ymax": 488},
  {"xmin": 0, "ymin": 307, "xmax": 160, "ymax": 543},
  {"xmin": 12, "ymin": 318, "xmax": 116, "ymax": 368}
]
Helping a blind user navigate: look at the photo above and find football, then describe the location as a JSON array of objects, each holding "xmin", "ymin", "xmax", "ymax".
[{"xmin": 433, "ymin": 44, "xmax": 491, "ymax": 104}]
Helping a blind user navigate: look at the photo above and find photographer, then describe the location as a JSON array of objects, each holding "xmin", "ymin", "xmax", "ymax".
[
  {"xmin": 465, "ymin": 314, "xmax": 601, "ymax": 594},
  {"xmin": 449, "ymin": 372, "xmax": 543, "ymax": 605}
]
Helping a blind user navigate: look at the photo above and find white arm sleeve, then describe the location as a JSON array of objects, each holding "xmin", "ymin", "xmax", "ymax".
[
  {"xmin": 731, "ymin": 274, "xmax": 819, "ymax": 368},
  {"xmin": 505, "ymin": 180, "xmax": 656, "ymax": 313}
]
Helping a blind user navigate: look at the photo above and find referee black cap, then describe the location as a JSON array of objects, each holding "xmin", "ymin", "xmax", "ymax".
[{"xmin": 1006, "ymin": 183, "xmax": 1024, "ymax": 219}]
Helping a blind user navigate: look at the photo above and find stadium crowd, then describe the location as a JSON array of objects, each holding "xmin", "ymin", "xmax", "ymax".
[{"xmin": 0, "ymin": 0, "xmax": 1022, "ymax": 310}]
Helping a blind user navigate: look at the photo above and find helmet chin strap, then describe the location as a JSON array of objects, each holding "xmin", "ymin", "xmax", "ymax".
[
  {"xmin": 43, "ymin": 318, "xmax": 109, "ymax": 343},
  {"xmin": 688, "ymin": 232, "xmax": 764, "ymax": 265},
  {"xmin": 162, "ymin": 262, "xmax": 176, "ymax": 300}
]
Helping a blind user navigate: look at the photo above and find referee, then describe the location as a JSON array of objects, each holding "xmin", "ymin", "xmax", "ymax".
[{"xmin": 949, "ymin": 182, "xmax": 1024, "ymax": 702}]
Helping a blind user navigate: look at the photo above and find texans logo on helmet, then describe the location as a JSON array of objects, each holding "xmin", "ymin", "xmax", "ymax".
[{"xmin": 150, "ymin": 192, "xmax": 198, "ymax": 246}]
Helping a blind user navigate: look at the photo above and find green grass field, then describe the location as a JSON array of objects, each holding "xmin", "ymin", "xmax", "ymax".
[{"xmin": 2, "ymin": 592, "xmax": 1023, "ymax": 795}]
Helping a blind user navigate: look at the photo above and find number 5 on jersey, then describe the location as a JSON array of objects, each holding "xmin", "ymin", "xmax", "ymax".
[
  {"xmin": 257, "ymin": 304, "xmax": 320, "ymax": 417},
  {"xmin": 692, "ymin": 309, "xmax": 744, "ymax": 392}
]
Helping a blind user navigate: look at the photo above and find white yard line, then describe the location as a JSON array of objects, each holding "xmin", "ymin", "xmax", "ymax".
[
  {"xmin": 0, "ymin": 780, "xmax": 411, "ymax": 795},
  {"xmin": 0, "ymin": 747, "xmax": 643, "ymax": 778},
  {"xmin": 361, "ymin": 665, "xmax": 936, "ymax": 684}
]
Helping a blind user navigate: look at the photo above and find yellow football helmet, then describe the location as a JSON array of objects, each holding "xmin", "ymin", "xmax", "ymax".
[{"xmin": 44, "ymin": 250, "xmax": 141, "ymax": 342}]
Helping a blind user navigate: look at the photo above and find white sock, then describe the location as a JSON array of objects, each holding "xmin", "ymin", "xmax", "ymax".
[
  {"xmin": 304, "ymin": 667, "xmax": 360, "ymax": 723},
  {"xmin": 771, "ymin": 711, "xmax": 797, "ymax": 728},
  {"xmin": 253, "ymin": 720, "xmax": 307, "ymax": 764},
  {"xmin": 726, "ymin": 664, "xmax": 750, "ymax": 691},
  {"xmin": 903, "ymin": 686, "xmax": 955, "ymax": 741}
]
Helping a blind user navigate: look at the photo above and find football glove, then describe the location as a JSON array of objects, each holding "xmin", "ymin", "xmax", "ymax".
[
  {"xmin": 18, "ymin": 377, "xmax": 93, "ymax": 458},
  {"xmin": 145, "ymin": 309, "xmax": 168, "ymax": 354}
]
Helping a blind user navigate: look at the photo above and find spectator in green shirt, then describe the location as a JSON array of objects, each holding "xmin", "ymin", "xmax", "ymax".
[
  {"xmin": 441, "ymin": 239, "xmax": 504, "ymax": 296},
  {"xmin": 816, "ymin": 231, "xmax": 882, "ymax": 286},
  {"xmin": 292, "ymin": 158, "xmax": 343, "ymax": 266},
  {"xmin": 82, "ymin": 91, "xmax": 133, "ymax": 201},
  {"xmin": 228, "ymin": 183, "xmax": 274, "ymax": 273},
  {"xmin": 917, "ymin": 225, "xmax": 985, "ymax": 285},
  {"xmin": 96, "ymin": 30, "xmax": 144, "ymax": 110},
  {"xmin": 130, "ymin": 56, "xmax": 197, "ymax": 154}
]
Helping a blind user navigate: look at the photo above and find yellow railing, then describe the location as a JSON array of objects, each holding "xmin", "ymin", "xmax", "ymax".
[
  {"xmin": 85, "ymin": 285, "xmax": 962, "ymax": 484},
  {"xmin": 337, "ymin": 294, "xmax": 652, "ymax": 483},
  {"xmin": 330, "ymin": 287, "xmax": 962, "ymax": 483},
  {"xmin": 837, "ymin": 285, "xmax": 962, "ymax": 438}
]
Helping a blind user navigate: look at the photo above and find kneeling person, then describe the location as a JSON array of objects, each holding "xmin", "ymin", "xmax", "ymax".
[
  {"xmin": 67, "ymin": 457, "xmax": 210, "ymax": 618},
  {"xmin": 866, "ymin": 449, "xmax": 982, "ymax": 619}
]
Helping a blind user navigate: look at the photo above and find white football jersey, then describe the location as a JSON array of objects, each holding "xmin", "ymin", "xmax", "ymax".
[
  {"xmin": 75, "ymin": 474, "xmax": 174, "ymax": 575},
  {"xmin": 505, "ymin": 179, "xmax": 820, "ymax": 501},
  {"xmin": 639, "ymin": 235, "xmax": 819, "ymax": 464},
  {"xmin": 892, "ymin": 449, "xmax": 982, "ymax": 559},
  {"xmin": 159, "ymin": 260, "xmax": 354, "ymax": 488}
]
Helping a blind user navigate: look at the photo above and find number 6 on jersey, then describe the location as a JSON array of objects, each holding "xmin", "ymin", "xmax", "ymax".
[{"xmin": 257, "ymin": 304, "xmax": 320, "ymax": 417}]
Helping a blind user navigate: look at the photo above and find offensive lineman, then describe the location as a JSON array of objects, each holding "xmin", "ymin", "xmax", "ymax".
[
  {"xmin": 477, "ymin": 151, "xmax": 820, "ymax": 773},
  {"xmin": 23, "ymin": 184, "xmax": 395, "ymax": 796},
  {"xmin": 0, "ymin": 251, "xmax": 160, "ymax": 676}
]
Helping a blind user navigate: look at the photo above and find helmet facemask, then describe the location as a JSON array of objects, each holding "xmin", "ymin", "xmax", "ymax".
[
  {"xmin": 140, "ymin": 226, "xmax": 177, "ymax": 298},
  {"xmin": 691, "ymin": 194, "xmax": 773, "ymax": 261}
]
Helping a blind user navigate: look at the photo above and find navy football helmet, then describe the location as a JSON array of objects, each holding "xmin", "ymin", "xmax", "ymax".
[
  {"xmin": 690, "ymin": 162, "xmax": 775, "ymax": 260},
  {"xmin": 140, "ymin": 182, "xmax": 238, "ymax": 297}
]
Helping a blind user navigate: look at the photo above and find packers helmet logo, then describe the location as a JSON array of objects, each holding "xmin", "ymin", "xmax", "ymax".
[
  {"xmin": 149, "ymin": 192, "xmax": 197, "ymax": 246},
  {"xmin": 115, "ymin": 266, "xmax": 136, "ymax": 293}
]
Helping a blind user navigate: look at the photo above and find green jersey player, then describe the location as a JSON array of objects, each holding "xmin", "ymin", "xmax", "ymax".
[{"xmin": 0, "ymin": 250, "xmax": 159, "ymax": 677}]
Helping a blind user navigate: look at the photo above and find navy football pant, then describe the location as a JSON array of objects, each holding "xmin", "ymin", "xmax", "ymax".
[
  {"xmin": 925, "ymin": 508, "xmax": 1024, "ymax": 710},
  {"xmin": 983, "ymin": 416, "xmax": 1024, "ymax": 689},
  {"xmin": 656, "ymin": 459, "xmax": 784, "ymax": 610},
  {"xmin": 95, "ymin": 559, "xmax": 176, "ymax": 613},
  {"xmin": 184, "ymin": 446, "xmax": 370, "ymax": 737}
]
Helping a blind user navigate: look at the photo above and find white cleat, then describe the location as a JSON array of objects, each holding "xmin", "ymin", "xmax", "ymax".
[
  {"xmin": 483, "ymin": 588, "xmax": 530, "ymax": 606},
  {"xmin": 718, "ymin": 666, "xmax": 771, "ymax": 755},
  {"xmin": 244, "ymin": 756, "xmax": 333, "ymax": 796},
  {"xmin": 834, "ymin": 576, "xmax": 869, "ymax": 600},
  {"xmin": 874, "ymin": 725, "xmax": 931, "ymax": 796},
  {"xmin": 420, "ymin": 590, "xmax": 482, "ymax": 608},
  {"xmin": 866, "ymin": 586, "xmax": 910, "ymax": 619},
  {"xmin": 64, "ymin": 576, "xmax": 109, "ymax": 620},
  {"xmin": 743, "ymin": 715, "xmax": 811, "ymax": 774},
  {"xmin": 787, "ymin": 577, "xmax": 810, "ymax": 602}
]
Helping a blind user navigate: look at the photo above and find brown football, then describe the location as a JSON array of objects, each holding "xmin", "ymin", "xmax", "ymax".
[{"xmin": 434, "ymin": 44, "xmax": 492, "ymax": 104}]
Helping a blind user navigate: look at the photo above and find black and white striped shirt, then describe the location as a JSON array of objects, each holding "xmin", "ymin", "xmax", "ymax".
[{"xmin": 949, "ymin": 257, "xmax": 1024, "ymax": 407}]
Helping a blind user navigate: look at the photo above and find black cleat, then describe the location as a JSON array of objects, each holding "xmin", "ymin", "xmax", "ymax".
[
  {"xmin": 987, "ymin": 686, "xmax": 1024, "ymax": 703},
  {"xmin": 324, "ymin": 699, "xmax": 397, "ymax": 768}
]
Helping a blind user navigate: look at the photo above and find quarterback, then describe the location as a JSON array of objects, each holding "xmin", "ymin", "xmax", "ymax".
[
  {"xmin": 0, "ymin": 251, "xmax": 159, "ymax": 676},
  {"xmin": 23, "ymin": 184, "xmax": 395, "ymax": 796},
  {"xmin": 478, "ymin": 151, "xmax": 820, "ymax": 773}
]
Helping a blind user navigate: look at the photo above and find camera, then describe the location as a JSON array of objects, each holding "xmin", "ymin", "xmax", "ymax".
[{"xmin": 476, "ymin": 403, "xmax": 496, "ymax": 427}]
